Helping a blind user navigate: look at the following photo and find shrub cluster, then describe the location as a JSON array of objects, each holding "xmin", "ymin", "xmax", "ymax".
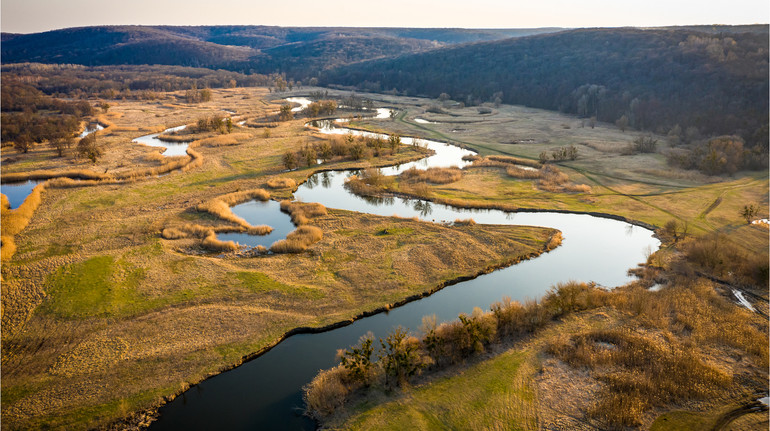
[
  {"xmin": 304, "ymin": 282, "xmax": 605, "ymax": 419},
  {"xmin": 666, "ymin": 135, "xmax": 768, "ymax": 175},
  {"xmin": 304, "ymin": 100, "xmax": 338, "ymax": 117},
  {"xmin": 539, "ymin": 145, "xmax": 578, "ymax": 162}
]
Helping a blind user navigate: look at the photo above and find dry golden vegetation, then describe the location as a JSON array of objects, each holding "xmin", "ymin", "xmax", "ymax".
[
  {"xmin": 307, "ymin": 275, "xmax": 767, "ymax": 430},
  {"xmin": 0, "ymin": 183, "xmax": 45, "ymax": 261},
  {"xmin": 270, "ymin": 225, "xmax": 324, "ymax": 253},
  {"xmin": 266, "ymin": 177, "xmax": 297, "ymax": 189},
  {"xmin": 196, "ymin": 189, "xmax": 271, "ymax": 231},
  {"xmin": 2, "ymin": 87, "xmax": 767, "ymax": 431},
  {"xmin": 279, "ymin": 200, "xmax": 327, "ymax": 225},
  {"xmin": 400, "ymin": 166, "xmax": 463, "ymax": 184},
  {"xmin": 5, "ymin": 88, "xmax": 539, "ymax": 429}
]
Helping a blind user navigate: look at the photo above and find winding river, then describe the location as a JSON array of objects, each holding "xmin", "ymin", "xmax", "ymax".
[{"xmin": 148, "ymin": 102, "xmax": 659, "ymax": 430}]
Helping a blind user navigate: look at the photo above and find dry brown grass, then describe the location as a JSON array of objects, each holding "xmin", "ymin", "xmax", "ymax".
[
  {"xmin": 160, "ymin": 228, "xmax": 189, "ymax": 240},
  {"xmin": 196, "ymin": 189, "xmax": 271, "ymax": 230},
  {"xmin": 487, "ymin": 155, "xmax": 542, "ymax": 168},
  {"xmin": 400, "ymin": 167, "xmax": 463, "ymax": 184},
  {"xmin": 201, "ymin": 230, "xmax": 240, "ymax": 252},
  {"xmin": 270, "ymin": 225, "xmax": 324, "ymax": 253},
  {"xmin": 266, "ymin": 178, "xmax": 297, "ymax": 189},
  {"xmin": 537, "ymin": 165, "xmax": 592, "ymax": 194},
  {"xmin": 198, "ymin": 133, "xmax": 250, "ymax": 147},
  {"xmin": 280, "ymin": 200, "xmax": 327, "ymax": 225},
  {"xmin": 2, "ymin": 169, "xmax": 108, "ymax": 183},
  {"xmin": 506, "ymin": 165, "xmax": 541, "ymax": 179},
  {"xmin": 142, "ymin": 152, "xmax": 167, "ymax": 163},
  {"xmin": 304, "ymin": 366, "xmax": 351, "ymax": 418}
]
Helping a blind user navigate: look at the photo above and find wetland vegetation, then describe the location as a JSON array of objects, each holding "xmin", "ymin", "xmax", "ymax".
[{"xmin": 1, "ymin": 23, "xmax": 768, "ymax": 431}]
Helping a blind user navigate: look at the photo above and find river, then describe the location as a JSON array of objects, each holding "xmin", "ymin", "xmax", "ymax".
[{"xmin": 148, "ymin": 101, "xmax": 659, "ymax": 430}]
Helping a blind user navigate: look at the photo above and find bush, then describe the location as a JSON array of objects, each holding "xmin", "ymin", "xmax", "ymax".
[
  {"xmin": 303, "ymin": 366, "xmax": 350, "ymax": 418},
  {"xmin": 270, "ymin": 225, "xmax": 323, "ymax": 253},
  {"xmin": 632, "ymin": 135, "xmax": 658, "ymax": 153},
  {"xmin": 338, "ymin": 332, "xmax": 375, "ymax": 385},
  {"xmin": 379, "ymin": 327, "xmax": 425, "ymax": 386},
  {"xmin": 282, "ymin": 151, "xmax": 297, "ymax": 170}
]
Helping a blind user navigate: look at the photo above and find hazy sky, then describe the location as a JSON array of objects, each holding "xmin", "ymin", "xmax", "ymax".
[{"xmin": 2, "ymin": 0, "xmax": 768, "ymax": 33}]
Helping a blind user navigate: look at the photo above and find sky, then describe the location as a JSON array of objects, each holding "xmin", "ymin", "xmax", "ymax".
[{"xmin": 1, "ymin": 0, "xmax": 768, "ymax": 34}]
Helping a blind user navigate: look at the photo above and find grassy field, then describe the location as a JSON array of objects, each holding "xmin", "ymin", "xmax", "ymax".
[{"xmin": 0, "ymin": 88, "xmax": 559, "ymax": 429}]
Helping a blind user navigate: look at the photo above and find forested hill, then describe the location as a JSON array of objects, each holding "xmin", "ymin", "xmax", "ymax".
[
  {"xmin": 320, "ymin": 26, "xmax": 769, "ymax": 145},
  {"xmin": 0, "ymin": 26, "xmax": 560, "ymax": 78}
]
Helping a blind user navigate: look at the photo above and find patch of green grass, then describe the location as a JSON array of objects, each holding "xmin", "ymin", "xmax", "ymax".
[
  {"xmin": 44, "ymin": 242, "xmax": 75, "ymax": 257},
  {"xmin": 235, "ymin": 271, "xmax": 324, "ymax": 299},
  {"xmin": 78, "ymin": 196, "xmax": 116, "ymax": 210},
  {"xmin": 41, "ymin": 255, "xmax": 148, "ymax": 319},
  {"xmin": 375, "ymin": 226, "xmax": 414, "ymax": 236},
  {"xmin": 650, "ymin": 410, "xmax": 719, "ymax": 430},
  {"xmin": 344, "ymin": 350, "xmax": 536, "ymax": 430}
]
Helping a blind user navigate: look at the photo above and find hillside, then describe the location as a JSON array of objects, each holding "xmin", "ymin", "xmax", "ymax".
[
  {"xmin": 320, "ymin": 26, "xmax": 769, "ymax": 145},
  {"xmin": 0, "ymin": 26, "xmax": 561, "ymax": 78}
]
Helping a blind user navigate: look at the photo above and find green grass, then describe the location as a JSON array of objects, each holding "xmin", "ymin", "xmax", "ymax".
[
  {"xmin": 375, "ymin": 226, "xmax": 415, "ymax": 236},
  {"xmin": 234, "ymin": 271, "xmax": 325, "ymax": 299},
  {"xmin": 650, "ymin": 411, "xmax": 716, "ymax": 430},
  {"xmin": 41, "ymin": 256, "xmax": 148, "ymax": 319},
  {"xmin": 343, "ymin": 350, "xmax": 536, "ymax": 430}
]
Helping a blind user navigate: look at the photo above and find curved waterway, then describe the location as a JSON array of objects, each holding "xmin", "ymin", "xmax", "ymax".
[
  {"xmin": 133, "ymin": 125, "xmax": 191, "ymax": 157},
  {"xmin": 149, "ymin": 103, "xmax": 659, "ymax": 430},
  {"xmin": 1, "ymin": 124, "xmax": 105, "ymax": 209}
]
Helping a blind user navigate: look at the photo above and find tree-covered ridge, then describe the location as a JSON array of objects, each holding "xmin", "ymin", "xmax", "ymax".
[
  {"xmin": 320, "ymin": 27, "xmax": 769, "ymax": 146},
  {"xmin": 0, "ymin": 26, "xmax": 561, "ymax": 78}
]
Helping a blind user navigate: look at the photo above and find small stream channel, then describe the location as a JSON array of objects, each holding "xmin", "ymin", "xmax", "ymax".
[
  {"xmin": 148, "ymin": 100, "xmax": 660, "ymax": 430},
  {"xmin": 1, "ymin": 124, "xmax": 105, "ymax": 209}
]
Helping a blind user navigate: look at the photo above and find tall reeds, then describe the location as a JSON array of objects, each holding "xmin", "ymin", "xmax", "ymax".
[
  {"xmin": 270, "ymin": 225, "xmax": 324, "ymax": 253},
  {"xmin": 196, "ymin": 189, "xmax": 272, "ymax": 232},
  {"xmin": 400, "ymin": 167, "xmax": 463, "ymax": 184},
  {"xmin": 1, "ymin": 183, "xmax": 46, "ymax": 260},
  {"xmin": 279, "ymin": 200, "xmax": 327, "ymax": 225},
  {"xmin": 266, "ymin": 177, "xmax": 297, "ymax": 189}
]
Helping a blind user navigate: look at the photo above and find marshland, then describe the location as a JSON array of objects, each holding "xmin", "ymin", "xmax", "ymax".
[{"xmin": 1, "ymin": 21, "xmax": 768, "ymax": 431}]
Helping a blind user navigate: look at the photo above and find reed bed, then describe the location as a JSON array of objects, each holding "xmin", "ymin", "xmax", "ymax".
[
  {"xmin": 400, "ymin": 167, "xmax": 463, "ymax": 184},
  {"xmin": 266, "ymin": 177, "xmax": 297, "ymax": 189},
  {"xmin": 198, "ymin": 133, "xmax": 249, "ymax": 147},
  {"xmin": 201, "ymin": 230, "xmax": 240, "ymax": 252},
  {"xmin": 156, "ymin": 133, "xmax": 197, "ymax": 143},
  {"xmin": 487, "ymin": 155, "xmax": 542, "ymax": 168},
  {"xmin": 1, "ymin": 183, "xmax": 46, "ymax": 260},
  {"xmin": 197, "ymin": 189, "xmax": 272, "ymax": 231},
  {"xmin": 270, "ymin": 225, "xmax": 324, "ymax": 253},
  {"xmin": 537, "ymin": 165, "xmax": 592, "ymax": 193},
  {"xmin": 2, "ymin": 169, "xmax": 108, "ymax": 183},
  {"xmin": 279, "ymin": 200, "xmax": 327, "ymax": 225},
  {"xmin": 506, "ymin": 165, "xmax": 542, "ymax": 179}
]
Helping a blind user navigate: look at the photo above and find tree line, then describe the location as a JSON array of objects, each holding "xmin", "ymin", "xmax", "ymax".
[{"xmin": 319, "ymin": 28, "xmax": 769, "ymax": 150}]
